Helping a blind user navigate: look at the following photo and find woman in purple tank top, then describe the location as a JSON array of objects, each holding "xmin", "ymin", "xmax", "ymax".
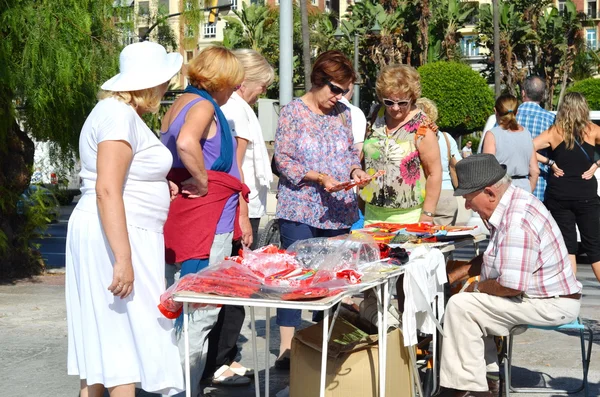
[{"xmin": 160, "ymin": 46, "xmax": 254, "ymax": 394}]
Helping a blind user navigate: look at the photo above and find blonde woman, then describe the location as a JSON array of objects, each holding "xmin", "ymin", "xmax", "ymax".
[
  {"xmin": 360, "ymin": 64, "xmax": 442, "ymax": 224},
  {"xmin": 482, "ymin": 94, "xmax": 539, "ymax": 192},
  {"xmin": 534, "ymin": 92, "xmax": 600, "ymax": 278},
  {"xmin": 161, "ymin": 46, "xmax": 253, "ymax": 391},
  {"xmin": 416, "ymin": 98, "xmax": 462, "ymax": 225},
  {"xmin": 201, "ymin": 49, "xmax": 275, "ymax": 383},
  {"xmin": 65, "ymin": 42, "xmax": 184, "ymax": 397}
]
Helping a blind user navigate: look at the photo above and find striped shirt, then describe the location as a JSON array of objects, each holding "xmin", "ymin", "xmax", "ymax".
[
  {"xmin": 516, "ymin": 102, "xmax": 556, "ymax": 201},
  {"xmin": 481, "ymin": 185, "xmax": 581, "ymax": 297}
]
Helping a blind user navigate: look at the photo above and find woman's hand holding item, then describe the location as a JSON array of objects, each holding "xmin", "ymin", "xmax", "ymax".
[
  {"xmin": 240, "ymin": 215, "xmax": 253, "ymax": 247},
  {"xmin": 108, "ymin": 259, "xmax": 134, "ymax": 299},
  {"xmin": 351, "ymin": 168, "xmax": 371, "ymax": 188}
]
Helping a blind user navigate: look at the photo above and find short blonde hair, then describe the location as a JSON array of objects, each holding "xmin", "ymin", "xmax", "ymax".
[
  {"xmin": 233, "ymin": 49, "xmax": 275, "ymax": 86},
  {"xmin": 187, "ymin": 46, "xmax": 244, "ymax": 92},
  {"xmin": 376, "ymin": 64, "xmax": 421, "ymax": 103},
  {"xmin": 416, "ymin": 98, "xmax": 438, "ymax": 124},
  {"xmin": 98, "ymin": 85, "xmax": 166, "ymax": 114}
]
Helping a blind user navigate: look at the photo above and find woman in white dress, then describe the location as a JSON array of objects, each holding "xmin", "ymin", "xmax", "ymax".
[{"xmin": 65, "ymin": 42, "xmax": 184, "ymax": 397}]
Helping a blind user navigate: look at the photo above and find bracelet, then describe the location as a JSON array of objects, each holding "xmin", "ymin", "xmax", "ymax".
[
  {"xmin": 317, "ymin": 173, "xmax": 327, "ymax": 186},
  {"xmin": 422, "ymin": 210, "xmax": 434, "ymax": 217},
  {"xmin": 547, "ymin": 159, "xmax": 555, "ymax": 167},
  {"xmin": 473, "ymin": 281, "xmax": 481, "ymax": 293},
  {"xmin": 350, "ymin": 167, "xmax": 360, "ymax": 179}
]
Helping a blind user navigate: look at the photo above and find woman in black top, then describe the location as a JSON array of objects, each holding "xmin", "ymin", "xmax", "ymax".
[{"xmin": 534, "ymin": 92, "xmax": 600, "ymax": 279}]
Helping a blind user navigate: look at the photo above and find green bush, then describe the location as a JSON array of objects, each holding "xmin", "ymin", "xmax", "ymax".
[
  {"xmin": 419, "ymin": 62, "xmax": 495, "ymax": 136},
  {"xmin": 567, "ymin": 78, "xmax": 600, "ymax": 110}
]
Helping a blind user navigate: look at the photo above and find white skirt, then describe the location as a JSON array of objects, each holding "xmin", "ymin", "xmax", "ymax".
[{"xmin": 65, "ymin": 208, "xmax": 184, "ymax": 395}]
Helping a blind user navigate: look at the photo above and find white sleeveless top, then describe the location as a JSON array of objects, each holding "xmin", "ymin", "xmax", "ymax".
[{"xmin": 76, "ymin": 98, "xmax": 173, "ymax": 232}]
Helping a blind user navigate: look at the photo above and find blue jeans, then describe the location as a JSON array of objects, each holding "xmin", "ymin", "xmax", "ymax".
[{"xmin": 276, "ymin": 219, "xmax": 349, "ymax": 327}]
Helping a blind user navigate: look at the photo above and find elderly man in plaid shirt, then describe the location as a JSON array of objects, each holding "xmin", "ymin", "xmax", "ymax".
[
  {"xmin": 440, "ymin": 154, "xmax": 582, "ymax": 397},
  {"xmin": 516, "ymin": 76, "xmax": 556, "ymax": 201}
]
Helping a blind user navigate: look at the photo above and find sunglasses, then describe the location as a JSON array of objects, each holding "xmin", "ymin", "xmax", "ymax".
[
  {"xmin": 326, "ymin": 80, "xmax": 350, "ymax": 96},
  {"xmin": 383, "ymin": 98, "xmax": 411, "ymax": 108}
]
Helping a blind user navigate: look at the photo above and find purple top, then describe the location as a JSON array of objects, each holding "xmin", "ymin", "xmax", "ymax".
[
  {"xmin": 161, "ymin": 97, "xmax": 240, "ymax": 234},
  {"xmin": 274, "ymin": 99, "xmax": 360, "ymax": 229}
]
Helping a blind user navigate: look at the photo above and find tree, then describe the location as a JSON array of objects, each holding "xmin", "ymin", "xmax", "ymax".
[
  {"xmin": 0, "ymin": 0, "xmax": 120, "ymax": 278},
  {"xmin": 429, "ymin": 0, "xmax": 476, "ymax": 61},
  {"xmin": 419, "ymin": 62, "xmax": 495, "ymax": 135},
  {"xmin": 567, "ymin": 78, "xmax": 600, "ymax": 110}
]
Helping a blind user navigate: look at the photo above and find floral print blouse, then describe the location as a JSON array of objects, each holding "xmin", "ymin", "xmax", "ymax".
[
  {"xmin": 360, "ymin": 107, "xmax": 433, "ymax": 210},
  {"xmin": 274, "ymin": 99, "xmax": 360, "ymax": 229}
]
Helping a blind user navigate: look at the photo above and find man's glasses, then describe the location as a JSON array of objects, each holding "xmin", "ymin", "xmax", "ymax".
[
  {"xmin": 382, "ymin": 98, "xmax": 411, "ymax": 108},
  {"xmin": 326, "ymin": 80, "xmax": 350, "ymax": 96}
]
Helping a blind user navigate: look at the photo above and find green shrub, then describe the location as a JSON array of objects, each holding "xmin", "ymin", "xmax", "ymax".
[
  {"xmin": 567, "ymin": 78, "xmax": 600, "ymax": 110},
  {"xmin": 419, "ymin": 62, "xmax": 495, "ymax": 136}
]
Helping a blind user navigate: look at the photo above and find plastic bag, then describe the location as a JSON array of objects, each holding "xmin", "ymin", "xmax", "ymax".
[{"xmin": 158, "ymin": 260, "xmax": 263, "ymax": 319}]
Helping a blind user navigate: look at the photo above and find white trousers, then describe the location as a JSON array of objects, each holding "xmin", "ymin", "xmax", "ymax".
[
  {"xmin": 440, "ymin": 292, "xmax": 580, "ymax": 391},
  {"xmin": 165, "ymin": 232, "xmax": 233, "ymax": 397}
]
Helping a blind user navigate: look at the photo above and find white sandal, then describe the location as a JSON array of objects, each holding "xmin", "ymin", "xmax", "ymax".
[
  {"xmin": 212, "ymin": 365, "xmax": 251, "ymax": 386},
  {"xmin": 229, "ymin": 365, "xmax": 254, "ymax": 377}
]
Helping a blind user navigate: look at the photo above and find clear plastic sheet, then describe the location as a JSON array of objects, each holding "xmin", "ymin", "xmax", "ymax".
[{"xmin": 158, "ymin": 237, "xmax": 395, "ymax": 319}]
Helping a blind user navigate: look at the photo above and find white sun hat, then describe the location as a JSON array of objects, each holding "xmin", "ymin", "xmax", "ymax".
[{"xmin": 101, "ymin": 41, "xmax": 183, "ymax": 92}]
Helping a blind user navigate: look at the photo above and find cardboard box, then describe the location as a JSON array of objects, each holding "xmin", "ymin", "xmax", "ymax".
[{"xmin": 290, "ymin": 319, "xmax": 413, "ymax": 397}]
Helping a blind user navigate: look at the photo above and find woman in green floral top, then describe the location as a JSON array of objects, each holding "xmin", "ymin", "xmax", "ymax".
[{"xmin": 360, "ymin": 64, "xmax": 442, "ymax": 224}]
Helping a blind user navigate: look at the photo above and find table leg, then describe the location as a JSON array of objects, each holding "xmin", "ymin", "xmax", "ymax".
[
  {"xmin": 320, "ymin": 308, "xmax": 330, "ymax": 397},
  {"xmin": 265, "ymin": 307, "xmax": 270, "ymax": 397},
  {"xmin": 250, "ymin": 307, "xmax": 261, "ymax": 397},
  {"xmin": 381, "ymin": 280, "xmax": 389, "ymax": 397},
  {"xmin": 183, "ymin": 303, "xmax": 191, "ymax": 397},
  {"xmin": 376, "ymin": 284, "xmax": 384, "ymax": 397},
  {"xmin": 327, "ymin": 302, "xmax": 342, "ymax": 342}
]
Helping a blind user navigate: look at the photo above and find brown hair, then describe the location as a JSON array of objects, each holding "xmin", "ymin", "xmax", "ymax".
[
  {"xmin": 495, "ymin": 94, "xmax": 519, "ymax": 131},
  {"xmin": 556, "ymin": 92, "xmax": 590, "ymax": 150},
  {"xmin": 187, "ymin": 46, "xmax": 244, "ymax": 92},
  {"xmin": 310, "ymin": 50, "xmax": 356, "ymax": 87},
  {"xmin": 375, "ymin": 64, "xmax": 421, "ymax": 103}
]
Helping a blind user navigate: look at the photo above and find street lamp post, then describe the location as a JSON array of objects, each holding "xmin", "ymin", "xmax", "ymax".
[{"xmin": 335, "ymin": 20, "xmax": 381, "ymax": 108}]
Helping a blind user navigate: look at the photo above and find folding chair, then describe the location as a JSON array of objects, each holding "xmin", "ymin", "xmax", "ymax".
[{"xmin": 503, "ymin": 317, "xmax": 593, "ymax": 397}]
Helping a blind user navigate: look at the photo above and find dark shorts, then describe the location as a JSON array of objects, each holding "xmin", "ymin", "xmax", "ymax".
[{"xmin": 545, "ymin": 196, "xmax": 600, "ymax": 263}]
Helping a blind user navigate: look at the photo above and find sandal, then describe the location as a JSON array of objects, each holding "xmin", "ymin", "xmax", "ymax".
[
  {"xmin": 229, "ymin": 365, "xmax": 254, "ymax": 377},
  {"xmin": 212, "ymin": 365, "xmax": 251, "ymax": 387}
]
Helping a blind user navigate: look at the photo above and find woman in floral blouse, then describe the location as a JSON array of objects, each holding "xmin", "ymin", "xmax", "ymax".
[
  {"xmin": 273, "ymin": 50, "xmax": 369, "ymax": 369},
  {"xmin": 360, "ymin": 64, "xmax": 442, "ymax": 225}
]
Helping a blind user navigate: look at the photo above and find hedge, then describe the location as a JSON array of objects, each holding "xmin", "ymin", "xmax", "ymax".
[
  {"xmin": 418, "ymin": 62, "xmax": 495, "ymax": 135},
  {"xmin": 567, "ymin": 78, "xmax": 600, "ymax": 110}
]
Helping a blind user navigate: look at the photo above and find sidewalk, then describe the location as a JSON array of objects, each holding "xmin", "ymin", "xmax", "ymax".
[{"xmin": 1, "ymin": 270, "xmax": 600, "ymax": 397}]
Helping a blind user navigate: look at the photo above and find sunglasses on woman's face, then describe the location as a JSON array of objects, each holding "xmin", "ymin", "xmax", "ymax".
[
  {"xmin": 383, "ymin": 98, "xmax": 411, "ymax": 108},
  {"xmin": 326, "ymin": 80, "xmax": 350, "ymax": 96}
]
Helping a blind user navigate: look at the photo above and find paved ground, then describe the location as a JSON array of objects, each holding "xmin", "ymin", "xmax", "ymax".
[{"xmin": 2, "ymin": 201, "xmax": 600, "ymax": 396}]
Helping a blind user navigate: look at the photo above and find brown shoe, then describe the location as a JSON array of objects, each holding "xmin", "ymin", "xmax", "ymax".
[{"xmin": 487, "ymin": 377, "xmax": 501, "ymax": 396}]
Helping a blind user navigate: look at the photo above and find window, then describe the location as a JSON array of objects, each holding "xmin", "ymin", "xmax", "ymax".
[
  {"xmin": 589, "ymin": 1, "xmax": 597, "ymax": 18},
  {"xmin": 557, "ymin": 0, "xmax": 566, "ymax": 13},
  {"xmin": 460, "ymin": 35, "xmax": 479, "ymax": 58},
  {"xmin": 231, "ymin": 0, "xmax": 238, "ymax": 10},
  {"xmin": 587, "ymin": 28, "xmax": 597, "ymax": 50},
  {"xmin": 159, "ymin": 0, "xmax": 170, "ymax": 13},
  {"xmin": 138, "ymin": 1, "xmax": 150, "ymax": 15},
  {"xmin": 203, "ymin": 23, "xmax": 217, "ymax": 39},
  {"xmin": 311, "ymin": 0, "xmax": 317, "ymax": 5},
  {"xmin": 325, "ymin": 0, "xmax": 331, "ymax": 12},
  {"xmin": 138, "ymin": 27, "xmax": 149, "ymax": 40},
  {"xmin": 186, "ymin": 50, "xmax": 194, "ymax": 63}
]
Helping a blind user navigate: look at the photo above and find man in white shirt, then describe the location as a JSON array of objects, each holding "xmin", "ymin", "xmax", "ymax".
[
  {"xmin": 339, "ymin": 83, "xmax": 367, "ymax": 153},
  {"xmin": 462, "ymin": 140, "xmax": 473, "ymax": 158}
]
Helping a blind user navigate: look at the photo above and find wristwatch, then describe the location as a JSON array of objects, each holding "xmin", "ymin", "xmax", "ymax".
[
  {"xmin": 547, "ymin": 159, "xmax": 555, "ymax": 167},
  {"xmin": 422, "ymin": 210, "xmax": 434, "ymax": 217}
]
